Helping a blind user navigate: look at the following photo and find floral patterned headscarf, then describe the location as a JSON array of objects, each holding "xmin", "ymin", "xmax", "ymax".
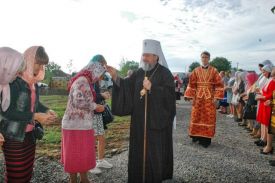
[{"xmin": 67, "ymin": 61, "xmax": 106, "ymax": 96}]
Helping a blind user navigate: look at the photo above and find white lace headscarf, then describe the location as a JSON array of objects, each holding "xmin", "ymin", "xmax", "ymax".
[{"xmin": 0, "ymin": 47, "xmax": 24, "ymax": 112}]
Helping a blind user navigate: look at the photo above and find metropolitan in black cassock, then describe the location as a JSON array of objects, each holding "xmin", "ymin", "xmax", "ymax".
[{"xmin": 108, "ymin": 39, "xmax": 176, "ymax": 183}]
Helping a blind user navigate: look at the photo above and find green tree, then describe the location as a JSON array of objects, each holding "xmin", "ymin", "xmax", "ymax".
[
  {"xmin": 119, "ymin": 58, "xmax": 139, "ymax": 77},
  {"xmin": 43, "ymin": 61, "xmax": 62, "ymax": 84},
  {"xmin": 46, "ymin": 61, "xmax": 61, "ymax": 72},
  {"xmin": 210, "ymin": 57, "xmax": 231, "ymax": 72},
  {"xmin": 271, "ymin": 6, "xmax": 275, "ymax": 14},
  {"xmin": 189, "ymin": 61, "xmax": 200, "ymax": 72}
]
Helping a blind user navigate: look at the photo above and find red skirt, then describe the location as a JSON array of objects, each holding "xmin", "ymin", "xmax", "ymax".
[
  {"xmin": 61, "ymin": 129, "xmax": 96, "ymax": 173},
  {"xmin": 256, "ymin": 100, "xmax": 272, "ymax": 126},
  {"xmin": 2, "ymin": 132, "xmax": 36, "ymax": 183}
]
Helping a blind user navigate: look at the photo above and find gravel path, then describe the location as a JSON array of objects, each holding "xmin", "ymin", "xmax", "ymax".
[{"xmin": 1, "ymin": 100, "xmax": 275, "ymax": 183}]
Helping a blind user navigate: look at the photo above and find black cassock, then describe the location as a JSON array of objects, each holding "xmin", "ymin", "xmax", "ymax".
[{"xmin": 112, "ymin": 63, "xmax": 176, "ymax": 183}]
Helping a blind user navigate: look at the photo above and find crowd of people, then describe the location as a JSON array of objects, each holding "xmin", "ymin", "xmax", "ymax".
[
  {"xmin": 0, "ymin": 39, "xmax": 176, "ymax": 183},
  {"xmin": 0, "ymin": 47, "xmax": 114, "ymax": 183},
  {"xmin": 217, "ymin": 60, "xmax": 275, "ymax": 167},
  {"xmin": 0, "ymin": 40, "xmax": 274, "ymax": 183}
]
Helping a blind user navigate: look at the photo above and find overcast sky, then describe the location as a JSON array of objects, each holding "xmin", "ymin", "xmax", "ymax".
[{"xmin": 0, "ymin": 0, "xmax": 275, "ymax": 73}]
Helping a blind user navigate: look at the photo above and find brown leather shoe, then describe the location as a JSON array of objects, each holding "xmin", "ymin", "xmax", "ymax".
[{"xmin": 250, "ymin": 129, "xmax": 257, "ymax": 136}]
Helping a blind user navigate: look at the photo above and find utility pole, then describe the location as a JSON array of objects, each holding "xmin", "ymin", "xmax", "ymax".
[{"xmin": 236, "ymin": 62, "xmax": 239, "ymax": 70}]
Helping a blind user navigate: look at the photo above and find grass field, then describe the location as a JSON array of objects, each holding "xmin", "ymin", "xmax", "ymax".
[{"xmin": 37, "ymin": 95, "xmax": 130, "ymax": 159}]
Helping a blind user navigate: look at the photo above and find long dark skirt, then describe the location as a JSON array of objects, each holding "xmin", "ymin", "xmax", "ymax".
[
  {"xmin": 128, "ymin": 124, "xmax": 173, "ymax": 183},
  {"xmin": 2, "ymin": 132, "xmax": 36, "ymax": 183}
]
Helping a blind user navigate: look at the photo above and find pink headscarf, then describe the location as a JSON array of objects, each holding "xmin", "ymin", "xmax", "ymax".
[
  {"xmin": 0, "ymin": 47, "xmax": 24, "ymax": 111},
  {"xmin": 246, "ymin": 72, "xmax": 259, "ymax": 90},
  {"xmin": 21, "ymin": 46, "xmax": 46, "ymax": 86}
]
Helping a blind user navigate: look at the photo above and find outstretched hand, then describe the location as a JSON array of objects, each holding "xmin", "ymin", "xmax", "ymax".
[{"xmin": 106, "ymin": 65, "xmax": 118, "ymax": 80}]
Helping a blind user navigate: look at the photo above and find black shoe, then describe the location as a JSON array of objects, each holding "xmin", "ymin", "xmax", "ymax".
[
  {"xmin": 199, "ymin": 138, "xmax": 211, "ymax": 148},
  {"xmin": 260, "ymin": 148, "xmax": 273, "ymax": 155},
  {"xmin": 236, "ymin": 118, "xmax": 242, "ymax": 122},
  {"xmin": 190, "ymin": 136, "xmax": 200, "ymax": 143},
  {"xmin": 257, "ymin": 140, "xmax": 267, "ymax": 147},
  {"xmin": 254, "ymin": 139, "xmax": 261, "ymax": 144},
  {"xmin": 200, "ymin": 143, "xmax": 211, "ymax": 148},
  {"xmin": 192, "ymin": 137, "xmax": 199, "ymax": 143},
  {"xmin": 269, "ymin": 160, "xmax": 275, "ymax": 166}
]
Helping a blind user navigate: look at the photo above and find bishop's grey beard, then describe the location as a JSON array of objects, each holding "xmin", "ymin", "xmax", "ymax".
[{"xmin": 142, "ymin": 62, "xmax": 157, "ymax": 71}]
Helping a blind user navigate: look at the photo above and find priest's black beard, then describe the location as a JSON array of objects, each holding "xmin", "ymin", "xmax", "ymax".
[{"xmin": 142, "ymin": 62, "xmax": 157, "ymax": 71}]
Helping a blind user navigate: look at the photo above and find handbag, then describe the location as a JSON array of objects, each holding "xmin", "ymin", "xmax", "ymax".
[
  {"xmin": 101, "ymin": 101, "xmax": 114, "ymax": 126},
  {"xmin": 231, "ymin": 93, "xmax": 240, "ymax": 105},
  {"xmin": 247, "ymin": 93, "xmax": 257, "ymax": 106},
  {"xmin": 243, "ymin": 105, "xmax": 257, "ymax": 120},
  {"xmin": 33, "ymin": 121, "xmax": 44, "ymax": 140}
]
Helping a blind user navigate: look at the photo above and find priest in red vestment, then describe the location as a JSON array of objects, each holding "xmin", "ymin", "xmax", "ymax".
[{"xmin": 184, "ymin": 51, "xmax": 224, "ymax": 147}]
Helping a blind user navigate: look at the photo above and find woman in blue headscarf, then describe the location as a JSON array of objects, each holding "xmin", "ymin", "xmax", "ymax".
[{"xmin": 88, "ymin": 55, "xmax": 113, "ymax": 175}]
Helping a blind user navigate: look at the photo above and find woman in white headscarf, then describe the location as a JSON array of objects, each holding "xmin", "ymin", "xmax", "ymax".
[
  {"xmin": 237, "ymin": 71, "xmax": 248, "ymax": 125},
  {"xmin": 251, "ymin": 61, "xmax": 274, "ymax": 138},
  {"xmin": 231, "ymin": 71, "xmax": 241, "ymax": 120},
  {"xmin": 0, "ymin": 47, "xmax": 25, "ymax": 147},
  {"xmin": 225, "ymin": 70, "xmax": 236, "ymax": 118},
  {"xmin": 255, "ymin": 64, "xmax": 274, "ymax": 149}
]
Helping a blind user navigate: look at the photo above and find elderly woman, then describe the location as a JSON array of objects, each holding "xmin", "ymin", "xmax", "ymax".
[
  {"xmin": 260, "ymin": 68, "xmax": 275, "ymax": 156},
  {"xmin": 241, "ymin": 71, "xmax": 259, "ymax": 132},
  {"xmin": 255, "ymin": 64, "xmax": 275, "ymax": 149},
  {"xmin": 225, "ymin": 71, "xmax": 236, "ymax": 118},
  {"xmin": 236, "ymin": 71, "xmax": 248, "ymax": 123},
  {"xmin": 252, "ymin": 61, "xmax": 273, "ymax": 139},
  {"xmin": 0, "ymin": 47, "xmax": 25, "ymax": 147},
  {"xmin": 61, "ymin": 58, "xmax": 106, "ymax": 183},
  {"xmin": 1, "ymin": 46, "xmax": 57, "ymax": 182},
  {"xmin": 232, "ymin": 71, "xmax": 245, "ymax": 122}
]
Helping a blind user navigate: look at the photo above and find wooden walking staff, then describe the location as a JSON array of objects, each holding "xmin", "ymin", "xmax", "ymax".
[{"xmin": 140, "ymin": 76, "xmax": 148, "ymax": 183}]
